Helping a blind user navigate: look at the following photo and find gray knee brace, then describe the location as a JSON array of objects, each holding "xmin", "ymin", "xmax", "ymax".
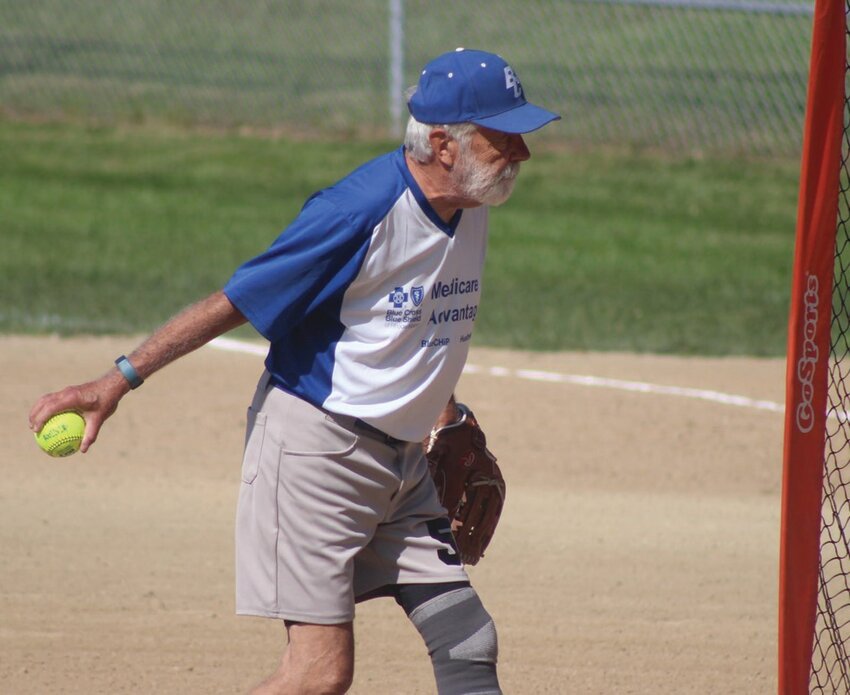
[{"xmin": 409, "ymin": 587, "xmax": 501, "ymax": 695}]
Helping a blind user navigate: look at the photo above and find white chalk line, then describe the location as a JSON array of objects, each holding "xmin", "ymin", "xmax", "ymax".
[
  {"xmin": 209, "ymin": 336, "xmax": 787, "ymax": 415},
  {"xmin": 211, "ymin": 336, "xmax": 269, "ymax": 357},
  {"xmin": 466, "ymin": 364, "xmax": 787, "ymax": 413}
]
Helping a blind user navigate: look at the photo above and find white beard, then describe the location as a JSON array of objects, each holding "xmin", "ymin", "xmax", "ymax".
[{"xmin": 453, "ymin": 150, "xmax": 520, "ymax": 207}]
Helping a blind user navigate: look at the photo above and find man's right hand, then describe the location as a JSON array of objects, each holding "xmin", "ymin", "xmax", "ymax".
[{"xmin": 29, "ymin": 370, "xmax": 130, "ymax": 453}]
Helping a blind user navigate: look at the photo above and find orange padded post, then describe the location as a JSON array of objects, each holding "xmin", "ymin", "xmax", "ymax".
[{"xmin": 778, "ymin": 1, "xmax": 845, "ymax": 692}]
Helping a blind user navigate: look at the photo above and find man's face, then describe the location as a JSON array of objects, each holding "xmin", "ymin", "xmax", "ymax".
[{"xmin": 452, "ymin": 126, "xmax": 531, "ymax": 206}]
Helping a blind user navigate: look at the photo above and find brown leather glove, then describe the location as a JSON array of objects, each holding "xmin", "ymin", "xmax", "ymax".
[{"xmin": 424, "ymin": 403, "xmax": 505, "ymax": 565}]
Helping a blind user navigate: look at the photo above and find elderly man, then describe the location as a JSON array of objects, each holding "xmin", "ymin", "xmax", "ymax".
[{"xmin": 30, "ymin": 48, "xmax": 559, "ymax": 695}]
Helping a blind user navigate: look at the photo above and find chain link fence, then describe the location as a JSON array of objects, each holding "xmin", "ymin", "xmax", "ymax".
[{"xmin": 0, "ymin": 0, "xmax": 813, "ymax": 155}]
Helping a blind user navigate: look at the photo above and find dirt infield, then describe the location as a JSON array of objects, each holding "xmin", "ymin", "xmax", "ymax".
[{"xmin": 1, "ymin": 335, "xmax": 785, "ymax": 694}]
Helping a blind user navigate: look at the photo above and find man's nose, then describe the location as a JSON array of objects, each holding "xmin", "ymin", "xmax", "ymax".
[{"xmin": 509, "ymin": 135, "xmax": 531, "ymax": 162}]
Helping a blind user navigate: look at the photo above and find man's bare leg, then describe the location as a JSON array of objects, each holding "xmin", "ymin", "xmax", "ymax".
[{"xmin": 250, "ymin": 622, "xmax": 354, "ymax": 695}]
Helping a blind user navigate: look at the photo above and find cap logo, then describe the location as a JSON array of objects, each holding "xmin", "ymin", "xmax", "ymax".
[{"xmin": 504, "ymin": 66, "xmax": 522, "ymax": 99}]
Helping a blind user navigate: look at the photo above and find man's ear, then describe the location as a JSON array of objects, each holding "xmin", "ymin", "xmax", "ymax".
[{"xmin": 428, "ymin": 128, "xmax": 458, "ymax": 168}]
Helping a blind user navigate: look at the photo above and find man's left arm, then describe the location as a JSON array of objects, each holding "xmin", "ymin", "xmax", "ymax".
[{"xmin": 432, "ymin": 394, "xmax": 461, "ymax": 431}]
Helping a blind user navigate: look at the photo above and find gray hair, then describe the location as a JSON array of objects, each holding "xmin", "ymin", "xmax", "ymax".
[{"xmin": 403, "ymin": 86, "xmax": 477, "ymax": 163}]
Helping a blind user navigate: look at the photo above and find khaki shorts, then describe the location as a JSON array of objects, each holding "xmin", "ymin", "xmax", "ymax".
[{"xmin": 235, "ymin": 372, "xmax": 468, "ymax": 624}]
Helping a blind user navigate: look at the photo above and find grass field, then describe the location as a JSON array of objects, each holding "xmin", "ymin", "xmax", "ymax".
[
  {"xmin": 0, "ymin": 119, "xmax": 799, "ymax": 355},
  {"xmin": 0, "ymin": 0, "xmax": 810, "ymax": 153}
]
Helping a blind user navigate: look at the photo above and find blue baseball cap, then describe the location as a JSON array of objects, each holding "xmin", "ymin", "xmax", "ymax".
[{"xmin": 408, "ymin": 48, "xmax": 560, "ymax": 134}]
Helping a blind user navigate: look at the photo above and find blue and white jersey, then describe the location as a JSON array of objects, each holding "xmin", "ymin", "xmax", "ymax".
[{"xmin": 224, "ymin": 147, "xmax": 488, "ymax": 442}]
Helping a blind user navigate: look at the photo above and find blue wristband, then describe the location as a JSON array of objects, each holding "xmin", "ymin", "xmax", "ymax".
[{"xmin": 115, "ymin": 355, "xmax": 144, "ymax": 389}]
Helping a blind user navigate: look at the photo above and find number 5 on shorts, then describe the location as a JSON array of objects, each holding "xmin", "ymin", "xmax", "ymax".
[{"xmin": 426, "ymin": 518, "xmax": 462, "ymax": 566}]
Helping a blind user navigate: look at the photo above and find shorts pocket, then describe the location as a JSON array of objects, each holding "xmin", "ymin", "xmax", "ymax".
[
  {"xmin": 241, "ymin": 408, "xmax": 268, "ymax": 484},
  {"xmin": 281, "ymin": 414, "xmax": 358, "ymax": 457}
]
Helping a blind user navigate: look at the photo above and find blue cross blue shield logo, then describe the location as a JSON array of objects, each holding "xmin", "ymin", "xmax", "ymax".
[
  {"xmin": 389, "ymin": 287, "xmax": 408, "ymax": 308},
  {"xmin": 411, "ymin": 286, "xmax": 424, "ymax": 307}
]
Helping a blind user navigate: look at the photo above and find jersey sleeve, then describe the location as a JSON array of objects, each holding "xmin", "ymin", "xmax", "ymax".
[{"xmin": 223, "ymin": 195, "xmax": 370, "ymax": 343}]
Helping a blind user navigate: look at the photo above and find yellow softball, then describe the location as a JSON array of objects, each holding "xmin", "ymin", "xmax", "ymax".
[{"xmin": 34, "ymin": 411, "xmax": 86, "ymax": 457}]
